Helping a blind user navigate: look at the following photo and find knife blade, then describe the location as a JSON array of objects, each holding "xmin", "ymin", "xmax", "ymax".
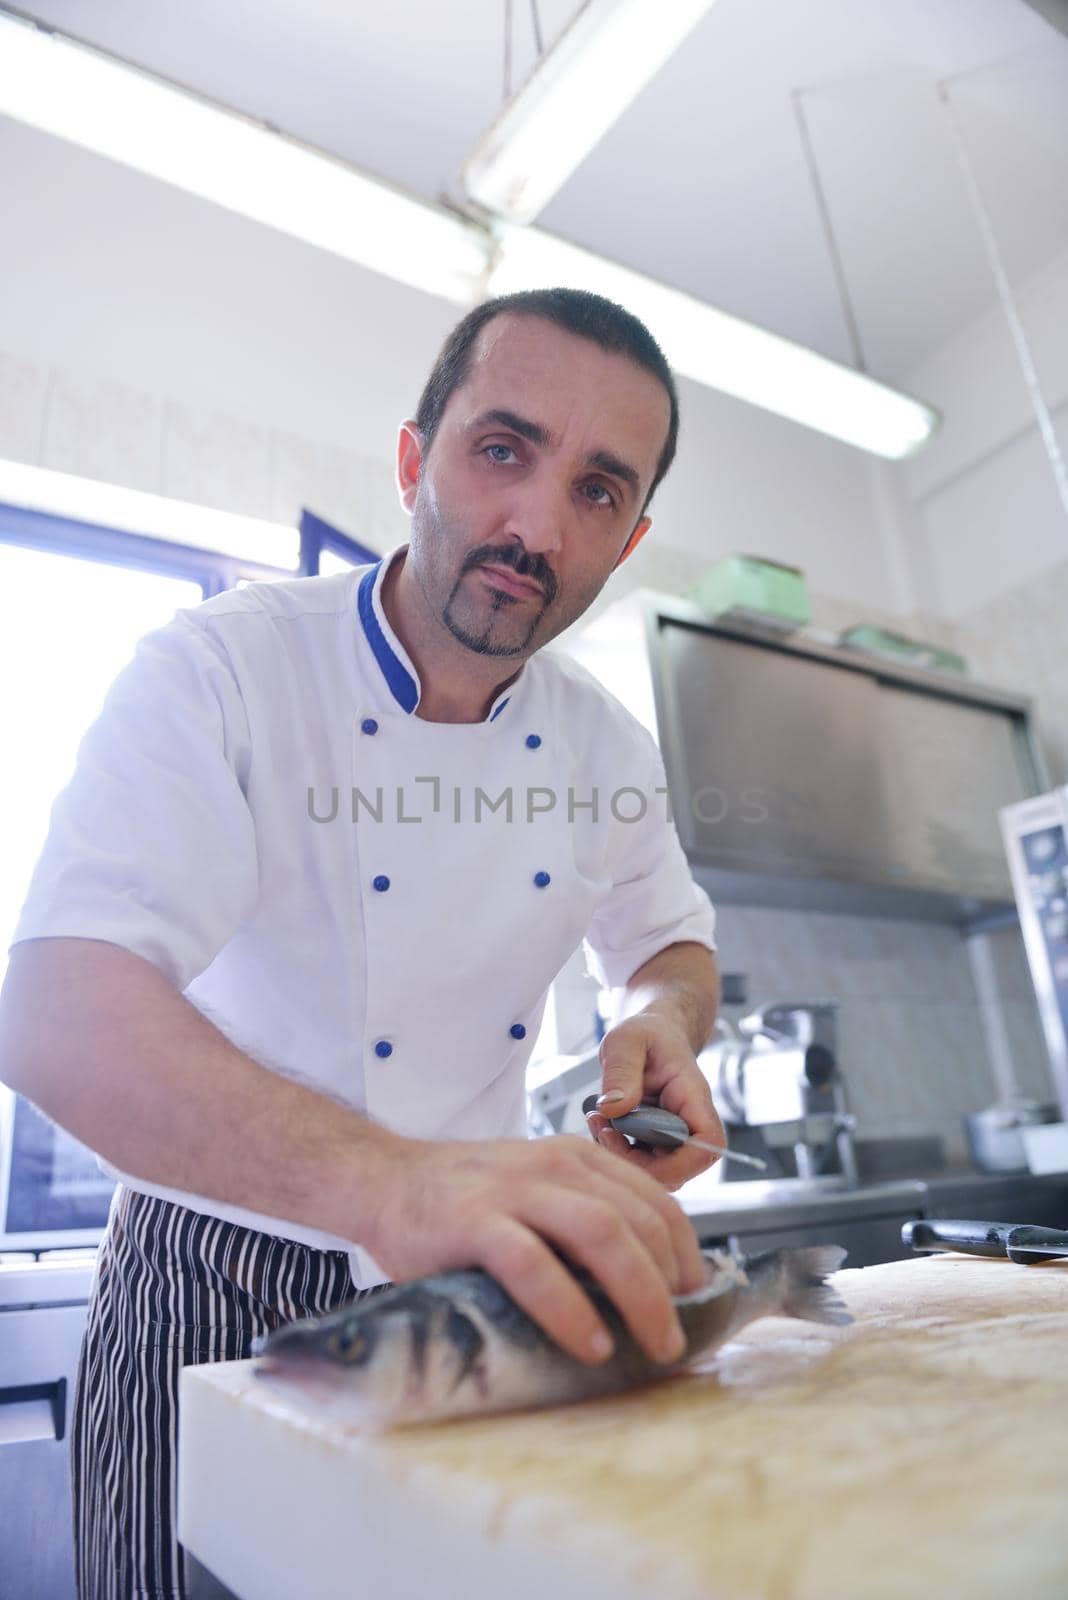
[{"xmin": 902, "ymin": 1219, "xmax": 1068, "ymax": 1263}]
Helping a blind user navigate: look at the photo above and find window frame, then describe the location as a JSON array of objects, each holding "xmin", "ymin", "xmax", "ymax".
[
  {"xmin": 298, "ymin": 508, "xmax": 380, "ymax": 576},
  {"xmin": 0, "ymin": 499, "xmax": 296, "ymax": 596}
]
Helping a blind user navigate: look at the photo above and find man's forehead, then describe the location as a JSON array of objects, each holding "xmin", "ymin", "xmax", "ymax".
[
  {"xmin": 452, "ymin": 313, "xmax": 669, "ymax": 467},
  {"xmin": 464, "ymin": 311, "xmax": 639, "ymax": 388}
]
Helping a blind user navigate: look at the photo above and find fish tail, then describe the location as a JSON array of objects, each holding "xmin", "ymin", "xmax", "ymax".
[{"xmin": 780, "ymin": 1246, "xmax": 853, "ymax": 1326}]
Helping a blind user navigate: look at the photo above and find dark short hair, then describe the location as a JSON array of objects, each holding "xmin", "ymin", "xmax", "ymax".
[{"xmin": 414, "ymin": 287, "xmax": 679, "ymax": 515}]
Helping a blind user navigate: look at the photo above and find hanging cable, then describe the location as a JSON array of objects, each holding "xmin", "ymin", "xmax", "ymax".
[
  {"xmin": 503, "ymin": 0, "xmax": 514, "ymax": 102},
  {"xmin": 939, "ymin": 73, "xmax": 1068, "ymax": 529},
  {"xmin": 791, "ymin": 87, "xmax": 868, "ymax": 375},
  {"xmin": 529, "ymin": 0, "xmax": 545, "ymax": 57}
]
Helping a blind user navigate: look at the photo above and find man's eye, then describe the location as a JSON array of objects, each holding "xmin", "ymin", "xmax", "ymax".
[
  {"xmin": 485, "ymin": 443, "xmax": 516, "ymax": 463},
  {"xmin": 583, "ymin": 482, "xmax": 615, "ymax": 508}
]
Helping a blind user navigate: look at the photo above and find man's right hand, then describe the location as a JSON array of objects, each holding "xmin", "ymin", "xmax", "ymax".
[
  {"xmin": 0, "ymin": 942, "xmax": 705, "ymax": 1368},
  {"xmin": 362, "ymin": 1134, "xmax": 708, "ymax": 1367}
]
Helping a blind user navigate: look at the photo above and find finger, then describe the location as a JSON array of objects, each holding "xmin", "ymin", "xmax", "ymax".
[
  {"xmin": 584, "ymin": 1110, "xmax": 633, "ymax": 1161},
  {"xmin": 596, "ymin": 1133, "xmax": 711, "ymax": 1192},
  {"xmin": 586, "ymin": 1103, "xmax": 718, "ymax": 1194},
  {"xmin": 596, "ymin": 1029, "xmax": 647, "ymax": 1114},
  {"xmin": 507, "ymin": 1188, "xmax": 688, "ymax": 1367},
  {"xmin": 589, "ymin": 1116, "xmax": 707, "ymax": 1200},
  {"xmin": 542, "ymin": 1134, "xmax": 706, "ymax": 1290},
  {"xmin": 584, "ymin": 1108, "xmax": 609, "ymax": 1140},
  {"xmin": 645, "ymin": 1142, "xmax": 717, "ymax": 1190},
  {"xmin": 658, "ymin": 1078, "xmax": 726, "ymax": 1150},
  {"xmin": 576, "ymin": 1139, "xmax": 706, "ymax": 1292},
  {"xmin": 475, "ymin": 1216, "xmax": 621, "ymax": 1365},
  {"xmin": 569, "ymin": 1155, "xmax": 689, "ymax": 1294}
]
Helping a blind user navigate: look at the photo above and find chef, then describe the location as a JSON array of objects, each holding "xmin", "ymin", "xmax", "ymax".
[{"xmin": 0, "ymin": 286, "xmax": 723, "ymax": 1600}]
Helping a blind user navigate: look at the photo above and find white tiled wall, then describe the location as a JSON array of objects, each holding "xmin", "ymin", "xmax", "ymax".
[
  {"xmin": 0, "ymin": 345, "xmax": 408, "ymax": 554},
  {"xmin": 41, "ymin": 372, "xmax": 165, "ymax": 495},
  {"xmin": 161, "ymin": 401, "xmax": 275, "ymax": 522},
  {"xmin": 0, "ymin": 350, "xmax": 49, "ymax": 468},
  {"xmin": 947, "ymin": 554, "xmax": 1068, "ymax": 787},
  {"xmin": 717, "ymin": 906, "xmax": 1050, "ymax": 1156}
]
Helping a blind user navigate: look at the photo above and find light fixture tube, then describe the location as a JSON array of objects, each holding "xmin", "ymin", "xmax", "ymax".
[
  {"xmin": 0, "ymin": 11, "xmax": 488, "ymax": 304},
  {"xmin": 0, "ymin": 458, "xmax": 301, "ymax": 569},
  {"xmin": 486, "ymin": 226, "xmax": 940, "ymax": 459},
  {"xmin": 0, "ymin": 10, "xmax": 939, "ymax": 459},
  {"xmin": 462, "ymin": 0, "xmax": 715, "ymax": 225}
]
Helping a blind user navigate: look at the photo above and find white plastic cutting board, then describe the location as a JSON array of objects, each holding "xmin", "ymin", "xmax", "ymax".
[{"xmin": 179, "ymin": 1255, "xmax": 1068, "ymax": 1600}]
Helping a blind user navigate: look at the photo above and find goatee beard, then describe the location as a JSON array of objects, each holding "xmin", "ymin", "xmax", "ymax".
[
  {"xmin": 442, "ymin": 584, "xmax": 543, "ymax": 656},
  {"xmin": 442, "ymin": 543, "xmax": 558, "ymax": 657}
]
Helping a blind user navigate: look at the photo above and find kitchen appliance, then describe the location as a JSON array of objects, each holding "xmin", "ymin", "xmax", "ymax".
[
  {"xmin": 699, "ymin": 1001, "xmax": 858, "ymax": 1184},
  {"xmin": 1000, "ymin": 786, "xmax": 1068, "ymax": 1127},
  {"xmin": 567, "ymin": 590, "xmax": 1046, "ymax": 924},
  {"xmin": 0, "ymin": 1250, "xmax": 97, "ymax": 1600}
]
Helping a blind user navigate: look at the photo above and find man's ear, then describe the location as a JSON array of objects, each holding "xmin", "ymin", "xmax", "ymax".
[
  {"xmin": 614, "ymin": 516, "xmax": 652, "ymax": 569},
  {"xmin": 396, "ymin": 421, "xmax": 426, "ymax": 515}
]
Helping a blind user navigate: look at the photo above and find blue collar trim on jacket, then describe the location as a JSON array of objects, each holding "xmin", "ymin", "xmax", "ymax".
[{"xmin": 357, "ymin": 563, "xmax": 418, "ymax": 713}]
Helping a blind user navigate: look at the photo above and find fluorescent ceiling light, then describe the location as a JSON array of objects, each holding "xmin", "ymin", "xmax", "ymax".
[
  {"xmin": 0, "ymin": 11, "xmax": 487, "ymax": 304},
  {"xmin": 462, "ymin": 0, "xmax": 715, "ymax": 224},
  {"xmin": 0, "ymin": 458, "xmax": 301, "ymax": 569},
  {"xmin": 487, "ymin": 227, "xmax": 940, "ymax": 459},
  {"xmin": 0, "ymin": 10, "xmax": 939, "ymax": 460}
]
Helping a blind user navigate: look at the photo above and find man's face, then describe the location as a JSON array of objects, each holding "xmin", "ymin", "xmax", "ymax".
[{"xmin": 399, "ymin": 314, "xmax": 670, "ymax": 659}]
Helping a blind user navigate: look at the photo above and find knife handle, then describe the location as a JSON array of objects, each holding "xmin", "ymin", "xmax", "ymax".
[
  {"xmin": 581, "ymin": 1096, "xmax": 687, "ymax": 1148},
  {"xmin": 902, "ymin": 1219, "xmax": 1017, "ymax": 1258}
]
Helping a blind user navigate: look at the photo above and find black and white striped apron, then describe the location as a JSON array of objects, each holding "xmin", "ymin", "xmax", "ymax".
[{"xmin": 71, "ymin": 1185, "xmax": 386, "ymax": 1600}]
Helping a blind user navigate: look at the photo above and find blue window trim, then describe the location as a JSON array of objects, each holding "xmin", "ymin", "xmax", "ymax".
[
  {"xmin": 0, "ymin": 500, "xmax": 295, "ymax": 596},
  {"xmin": 299, "ymin": 509, "xmax": 380, "ymax": 576}
]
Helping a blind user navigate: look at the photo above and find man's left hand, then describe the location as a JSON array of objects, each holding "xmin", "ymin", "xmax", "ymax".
[{"xmin": 585, "ymin": 1012, "xmax": 726, "ymax": 1192}]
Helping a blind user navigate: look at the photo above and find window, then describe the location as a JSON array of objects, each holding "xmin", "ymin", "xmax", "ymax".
[
  {"xmin": 0, "ymin": 541, "xmax": 203, "ymax": 977},
  {"xmin": 0, "ymin": 499, "xmax": 295, "ymax": 980},
  {"xmin": 299, "ymin": 509, "xmax": 380, "ymax": 575}
]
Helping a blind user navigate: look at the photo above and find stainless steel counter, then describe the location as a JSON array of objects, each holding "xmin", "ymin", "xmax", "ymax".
[{"xmin": 679, "ymin": 1169, "xmax": 1068, "ymax": 1266}]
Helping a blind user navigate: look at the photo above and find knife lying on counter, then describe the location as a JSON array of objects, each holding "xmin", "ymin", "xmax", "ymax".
[{"xmin": 902, "ymin": 1219, "xmax": 1068, "ymax": 1263}]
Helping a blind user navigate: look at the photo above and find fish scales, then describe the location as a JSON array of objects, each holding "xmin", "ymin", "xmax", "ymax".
[{"xmin": 253, "ymin": 1245, "xmax": 852, "ymax": 1427}]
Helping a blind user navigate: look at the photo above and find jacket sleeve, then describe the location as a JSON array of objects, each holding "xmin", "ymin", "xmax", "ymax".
[
  {"xmin": 582, "ymin": 726, "xmax": 716, "ymax": 991},
  {"xmin": 10, "ymin": 611, "xmax": 259, "ymax": 992}
]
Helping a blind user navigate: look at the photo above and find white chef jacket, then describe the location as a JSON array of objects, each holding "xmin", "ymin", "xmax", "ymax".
[{"xmin": 12, "ymin": 545, "xmax": 716, "ymax": 1286}]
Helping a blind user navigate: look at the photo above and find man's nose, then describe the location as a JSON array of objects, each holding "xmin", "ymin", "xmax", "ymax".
[{"xmin": 503, "ymin": 475, "xmax": 570, "ymax": 557}]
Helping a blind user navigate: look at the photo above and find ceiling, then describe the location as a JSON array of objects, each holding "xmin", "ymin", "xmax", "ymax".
[{"xmin": 6, "ymin": 0, "xmax": 1068, "ymax": 380}]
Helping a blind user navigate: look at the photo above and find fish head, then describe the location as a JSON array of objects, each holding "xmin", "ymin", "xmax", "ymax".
[
  {"xmin": 255, "ymin": 1302, "xmax": 381, "ymax": 1373},
  {"xmin": 253, "ymin": 1281, "xmax": 489, "ymax": 1426}
]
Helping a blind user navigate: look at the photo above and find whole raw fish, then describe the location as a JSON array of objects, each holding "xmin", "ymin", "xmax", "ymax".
[{"xmin": 252, "ymin": 1245, "xmax": 851, "ymax": 1426}]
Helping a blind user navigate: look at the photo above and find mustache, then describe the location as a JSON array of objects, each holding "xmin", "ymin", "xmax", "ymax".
[{"xmin": 461, "ymin": 544, "xmax": 558, "ymax": 602}]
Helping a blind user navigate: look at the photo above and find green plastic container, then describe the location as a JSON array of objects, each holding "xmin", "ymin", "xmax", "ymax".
[
  {"xmin": 689, "ymin": 554, "xmax": 809, "ymax": 631},
  {"xmin": 839, "ymin": 624, "xmax": 967, "ymax": 675}
]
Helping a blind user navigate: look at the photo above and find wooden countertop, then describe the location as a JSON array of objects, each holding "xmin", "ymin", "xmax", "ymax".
[{"xmin": 178, "ymin": 1254, "xmax": 1068, "ymax": 1600}]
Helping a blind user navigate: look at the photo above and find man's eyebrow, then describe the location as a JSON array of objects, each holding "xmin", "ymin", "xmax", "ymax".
[
  {"xmin": 585, "ymin": 449, "xmax": 640, "ymax": 499},
  {"xmin": 470, "ymin": 408, "xmax": 552, "ymax": 447},
  {"xmin": 470, "ymin": 409, "xmax": 641, "ymax": 500}
]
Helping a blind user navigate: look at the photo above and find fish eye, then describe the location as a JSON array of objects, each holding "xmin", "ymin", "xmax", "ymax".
[{"xmin": 332, "ymin": 1324, "xmax": 366, "ymax": 1360}]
